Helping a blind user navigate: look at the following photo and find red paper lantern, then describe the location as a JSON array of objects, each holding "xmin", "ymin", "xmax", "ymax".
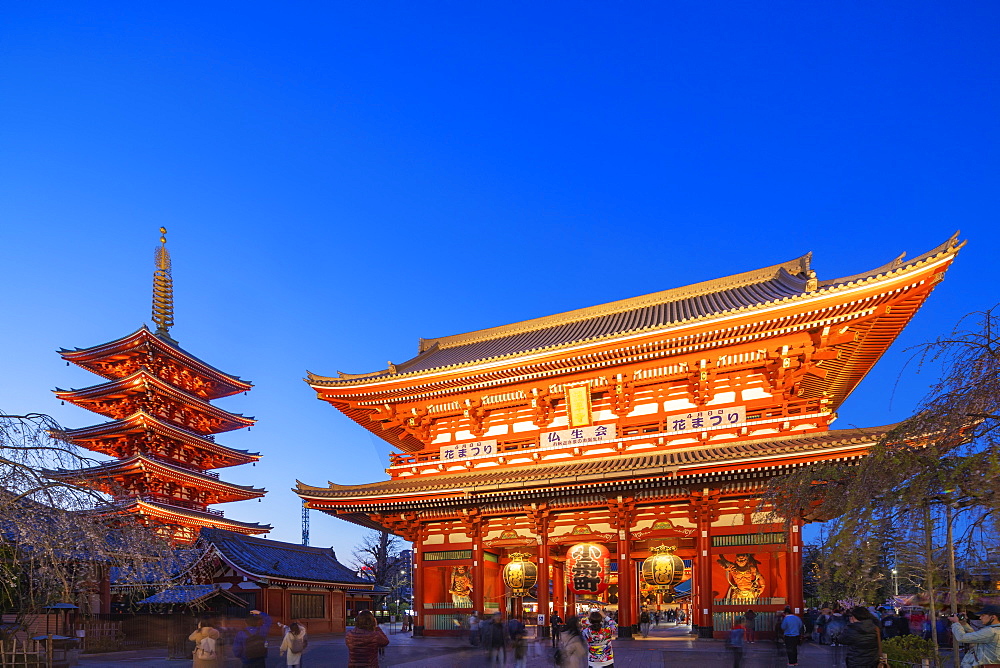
[{"xmin": 566, "ymin": 542, "xmax": 610, "ymax": 596}]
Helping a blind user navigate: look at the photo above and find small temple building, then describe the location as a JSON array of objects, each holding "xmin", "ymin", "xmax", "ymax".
[
  {"xmin": 297, "ymin": 235, "xmax": 962, "ymax": 639},
  {"xmin": 196, "ymin": 528, "xmax": 387, "ymax": 633},
  {"xmin": 49, "ymin": 229, "xmax": 270, "ymax": 543}
]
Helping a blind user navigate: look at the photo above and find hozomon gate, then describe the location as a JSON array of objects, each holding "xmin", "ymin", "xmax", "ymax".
[{"xmin": 297, "ymin": 237, "xmax": 961, "ymax": 638}]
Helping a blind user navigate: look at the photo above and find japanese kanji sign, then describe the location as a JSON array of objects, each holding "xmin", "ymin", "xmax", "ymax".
[
  {"xmin": 542, "ymin": 424, "xmax": 617, "ymax": 449},
  {"xmin": 439, "ymin": 439, "xmax": 498, "ymax": 463},
  {"xmin": 664, "ymin": 406, "xmax": 746, "ymax": 433}
]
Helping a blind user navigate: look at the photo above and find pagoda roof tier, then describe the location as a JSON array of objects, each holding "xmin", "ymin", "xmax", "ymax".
[
  {"xmin": 113, "ymin": 498, "xmax": 271, "ymax": 535},
  {"xmin": 45, "ymin": 454, "xmax": 267, "ymax": 504},
  {"xmin": 307, "ymin": 236, "xmax": 961, "ymax": 451},
  {"xmin": 55, "ymin": 412, "xmax": 261, "ymax": 468},
  {"xmin": 59, "ymin": 326, "xmax": 252, "ymax": 399},
  {"xmin": 55, "ymin": 369, "xmax": 255, "ymax": 434},
  {"xmin": 296, "ymin": 425, "xmax": 889, "ymax": 525}
]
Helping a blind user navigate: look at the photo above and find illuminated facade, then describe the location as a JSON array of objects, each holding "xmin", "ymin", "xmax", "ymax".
[{"xmin": 297, "ymin": 236, "xmax": 961, "ymax": 638}]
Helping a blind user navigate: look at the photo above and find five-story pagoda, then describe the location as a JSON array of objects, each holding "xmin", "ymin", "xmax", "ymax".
[{"xmin": 48, "ymin": 229, "xmax": 270, "ymax": 543}]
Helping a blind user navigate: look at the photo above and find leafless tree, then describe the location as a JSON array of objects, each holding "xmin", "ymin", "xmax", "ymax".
[
  {"xmin": 766, "ymin": 308, "xmax": 1000, "ymax": 665},
  {"xmin": 0, "ymin": 411, "xmax": 175, "ymax": 626},
  {"xmin": 351, "ymin": 530, "xmax": 410, "ymax": 601}
]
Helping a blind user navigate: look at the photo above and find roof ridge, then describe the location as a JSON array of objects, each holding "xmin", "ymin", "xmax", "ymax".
[{"xmin": 414, "ymin": 254, "xmax": 812, "ymax": 354}]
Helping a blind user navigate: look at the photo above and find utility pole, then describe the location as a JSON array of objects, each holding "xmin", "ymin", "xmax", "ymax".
[{"xmin": 301, "ymin": 500, "xmax": 310, "ymax": 546}]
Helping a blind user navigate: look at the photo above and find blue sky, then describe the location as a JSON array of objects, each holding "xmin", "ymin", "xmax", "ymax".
[{"xmin": 1, "ymin": 2, "xmax": 998, "ymax": 559}]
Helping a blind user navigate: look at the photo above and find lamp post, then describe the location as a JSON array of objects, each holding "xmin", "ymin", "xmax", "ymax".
[{"xmin": 892, "ymin": 569, "xmax": 899, "ymax": 598}]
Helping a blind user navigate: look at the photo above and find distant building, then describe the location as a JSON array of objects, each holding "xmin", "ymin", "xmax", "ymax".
[{"xmin": 199, "ymin": 528, "xmax": 385, "ymax": 633}]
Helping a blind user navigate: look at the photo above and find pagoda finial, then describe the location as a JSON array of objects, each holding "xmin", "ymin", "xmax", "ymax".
[{"xmin": 152, "ymin": 227, "xmax": 176, "ymax": 342}]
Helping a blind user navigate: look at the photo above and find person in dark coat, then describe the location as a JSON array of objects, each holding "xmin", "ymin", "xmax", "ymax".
[
  {"xmin": 840, "ymin": 606, "xmax": 881, "ymax": 668},
  {"xmin": 484, "ymin": 613, "xmax": 509, "ymax": 667},
  {"xmin": 346, "ymin": 610, "xmax": 389, "ymax": 668}
]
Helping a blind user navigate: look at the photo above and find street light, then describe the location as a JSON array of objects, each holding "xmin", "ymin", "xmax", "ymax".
[{"xmin": 892, "ymin": 569, "xmax": 899, "ymax": 597}]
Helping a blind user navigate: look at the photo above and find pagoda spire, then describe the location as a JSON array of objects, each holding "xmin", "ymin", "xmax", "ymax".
[{"xmin": 152, "ymin": 227, "xmax": 176, "ymax": 343}]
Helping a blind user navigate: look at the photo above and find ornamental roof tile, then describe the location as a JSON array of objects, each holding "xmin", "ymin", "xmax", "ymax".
[
  {"xmin": 312, "ymin": 235, "xmax": 961, "ymax": 384},
  {"xmin": 200, "ymin": 528, "xmax": 373, "ymax": 586}
]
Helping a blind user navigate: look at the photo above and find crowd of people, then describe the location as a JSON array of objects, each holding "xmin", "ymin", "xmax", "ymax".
[
  {"xmin": 183, "ymin": 601, "xmax": 999, "ymax": 668},
  {"xmin": 465, "ymin": 608, "xmax": 623, "ymax": 667},
  {"xmin": 186, "ymin": 609, "xmax": 313, "ymax": 668}
]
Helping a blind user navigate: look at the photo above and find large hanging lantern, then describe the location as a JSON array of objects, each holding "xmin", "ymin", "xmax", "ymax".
[
  {"xmin": 566, "ymin": 543, "xmax": 610, "ymax": 596},
  {"xmin": 641, "ymin": 545, "xmax": 685, "ymax": 602},
  {"xmin": 502, "ymin": 552, "xmax": 538, "ymax": 597}
]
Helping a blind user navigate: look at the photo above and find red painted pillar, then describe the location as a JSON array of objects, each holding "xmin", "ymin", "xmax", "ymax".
[
  {"xmin": 553, "ymin": 561, "xmax": 566, "ymax": 620},
  {"xmin": 537, "ymin": 528, "xmax": 551, "ymax": 633},
  {"xmin": 696, "ymin": 517, "xmax": 714, "ymax": 637},
  {"xmin": 413, "ymin": 543, "xmax": 425, "ymax": 635},
  {"xmin": 616, "ymin": 531, "xmax": 634, "ymax": 638},
  {"xmin": 788, "ymin": 519, "xmax": 804, "ymax": 614},
  {"xmin": 472, "ymin": 532, "xmax": 485, "ymax": 615}
]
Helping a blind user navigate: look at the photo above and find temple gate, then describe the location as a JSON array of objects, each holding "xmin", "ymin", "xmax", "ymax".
[{"xmin": 297, "ymin": 237, "xmax": 961, "ymax": 638}]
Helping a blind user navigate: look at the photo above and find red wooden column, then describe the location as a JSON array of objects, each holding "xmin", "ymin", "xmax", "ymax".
[
  {"xmin": 472, "ymin": 531, "xmax": 486, "ymax": 615},
  {"xmin": 525, "ymin": 504, "xmax": 551, "ymax": 634},
  {"xmin": 690, "ymin": 489, "xmax": 719, "ymax": 638},
  {"xmin": 412, "ymin": 542, "xmax": 426, "ymax": 634},
  {"xmin": 787, "ymin": 519, "xmax": 804, "ymax": 614},
  {"xmin": 387, "ymin": 515, "xmax": 427, "ymax": 636},
  {"xmin": 609, "ymin": 496, "xmax": 637, "ymax": 639},
  {"xmin": 553, "ymin": 561, "xmax": 566, "ymax": 619},
  {"xmin": 460, "ymin": 509, "xmax": 487, "ymax": 616}
]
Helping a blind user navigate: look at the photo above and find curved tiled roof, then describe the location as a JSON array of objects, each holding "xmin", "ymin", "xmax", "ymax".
[
  {"xmin": 201, "ymin": 528, "xmax": 372, "ymax": 586},
  {"xmin": 313, "ymin": 235, "xmax": 961, "ymax": 384}
]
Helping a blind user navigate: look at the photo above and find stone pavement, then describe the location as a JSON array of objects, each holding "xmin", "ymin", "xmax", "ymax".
[{"xmin": 75, "ymin": 623, "xmax": 851, "ymax": 667}]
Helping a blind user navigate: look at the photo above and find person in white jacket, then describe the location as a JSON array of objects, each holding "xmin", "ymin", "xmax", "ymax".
[
  {"xmin": 278, "ymin": 621, "xmax": 308, "ymax": 667},
  {"xmin": 949, "ymin": 605, "xmax": 1000, "ymax": 668}
]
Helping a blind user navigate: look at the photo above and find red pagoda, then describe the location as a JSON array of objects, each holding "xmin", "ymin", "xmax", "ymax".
[{"xmin": 50, "ymin": 229, "xmax": 270, "ymax": 543}]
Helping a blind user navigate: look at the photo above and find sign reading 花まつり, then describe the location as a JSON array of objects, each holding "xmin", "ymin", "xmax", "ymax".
[
  {"xmin": 664, "ymin": 406, "xmax": 746, "ymax": 433},
  {"xmin": 439, "ymin": 440, "xmax": 498, "ymax": 463}
]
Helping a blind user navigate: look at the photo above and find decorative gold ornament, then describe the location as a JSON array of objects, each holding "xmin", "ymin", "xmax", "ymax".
[{"xmin": 152, "ymin": 228, "xmax": 175, "ymax": 341}]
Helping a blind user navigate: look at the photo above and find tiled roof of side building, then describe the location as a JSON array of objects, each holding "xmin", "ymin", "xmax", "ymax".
[
  {"xmin": 200, "ymin": 527, "xmax": 373, "ymax": 585},
  {"xmin": 313, "ymin": 235, "xmax": 961, "ymax": 383},
  {"xmin": 297, "ymin": 425, "xmax": 892, "ymax": 499}
]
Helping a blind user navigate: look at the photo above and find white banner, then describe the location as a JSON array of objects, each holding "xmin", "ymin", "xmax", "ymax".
[
  {"xmin": 542, "ymin": 424, "xmax": 617, "ymax": 449},
  {"xmin": 664, "ymin": 406, "xmax": 746, "ymax": 433},
  {"xmin": 439, "ymin": 439, "xmax": 498, "ymax": 463}
]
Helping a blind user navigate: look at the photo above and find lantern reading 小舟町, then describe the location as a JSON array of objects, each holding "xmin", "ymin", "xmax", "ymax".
[
  {"xmin": 640, "ymin": 545, "xmax": 685, "ymax": 602},
  {"xmin": 502, "ymin": 552, "xmax": 538, "ymax": 597},
  {"xmin": 566, "ymin": 542, "xmax": 610, "ymax": 595}
]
